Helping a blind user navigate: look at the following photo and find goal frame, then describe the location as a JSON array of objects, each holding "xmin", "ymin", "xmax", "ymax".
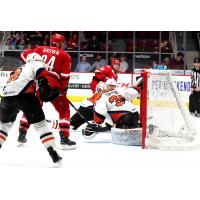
[{"xmin": 140, "ymin": 70, "xmax": 198, "ymax": 150}]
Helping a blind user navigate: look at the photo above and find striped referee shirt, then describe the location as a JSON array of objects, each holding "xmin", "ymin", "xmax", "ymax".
[{"xmin": 191, "ymin": 67, "xmax": 200, "ymax": 88}]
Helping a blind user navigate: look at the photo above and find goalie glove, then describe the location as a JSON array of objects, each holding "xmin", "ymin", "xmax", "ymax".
[{"xmin": 82, "ymin": 122, "xmax": 112, "ymax": 139}]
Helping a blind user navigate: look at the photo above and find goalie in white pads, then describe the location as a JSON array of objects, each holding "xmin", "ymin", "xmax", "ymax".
[{"xmin": 82, "ymin": 78, "xmax": 143, "ymax": 145}]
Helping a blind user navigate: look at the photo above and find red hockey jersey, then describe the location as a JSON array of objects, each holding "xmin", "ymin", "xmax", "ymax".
[
  {"xmin": 20, "ymin": 46, "xmax": 71, "ymax": 91},
  {"xmin": 90, "ymin": 65, "xmax": 118, "ymax": 93}
]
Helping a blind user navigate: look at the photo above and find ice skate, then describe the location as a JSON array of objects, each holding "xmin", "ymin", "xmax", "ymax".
[
  {"xmin": 47, "ymin": 146, "xmax": 62, "ymax": 167},
  {"xmin": 17, "ymin": 128, "xmax": 27, "ymax": 147},
  {"xmin": 59, "ymin": 131, "xmax": 76, "ymax": 150}
]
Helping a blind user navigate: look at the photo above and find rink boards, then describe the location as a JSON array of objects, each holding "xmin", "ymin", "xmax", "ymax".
[{"xmin": 0, "ymin": 71, "xmax": 191, "ymax": 104}]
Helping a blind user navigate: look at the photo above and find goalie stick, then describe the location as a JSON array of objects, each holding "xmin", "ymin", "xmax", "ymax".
[{"xmin": 66, "ymin": 97, "xmax": 92, "ymax": 126}]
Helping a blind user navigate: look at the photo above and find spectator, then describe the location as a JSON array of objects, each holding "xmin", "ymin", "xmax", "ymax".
[
  {"xmin": 91, "ymin": 54, "xmax": 107, "ymax": 71},
  {"xmin": 169, "ymin": 52, "xmax": 184, "ymax": 70},
  {"xmin": 119, "ymin": 54, "xmax": 129, "ymax": 73},
  {"xmin": 161, "ymin": 56, "xmax": 171, "ymax": 67},
  {"xmin": 67, "ymin": 32, "xmax": 78, "ymax": 50},
  {"xmin": 75, "ymin": 55, "xmax": 92, "ymax": 72},
  {"xmin": 2, "ymin": 38, "xmax": 15, "ymax": 50},
  {"xmin": 13, "ymin": 32, "xmax": 21, "ymax": 49},
  {"xmin": 10, "ymin": 36, "xmax": 17, "ymax": 49},
  {"xmin": 88, "ymin": 35, "xmax": 100, "ymax": 51}
]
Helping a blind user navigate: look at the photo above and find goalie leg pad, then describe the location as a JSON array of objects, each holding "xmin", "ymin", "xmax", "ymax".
[{"xmin": 111, "ymin": 127, "xmax": 142, "ymax": 146}]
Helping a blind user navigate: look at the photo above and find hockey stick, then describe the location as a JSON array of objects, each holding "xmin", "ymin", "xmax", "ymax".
[{"xmin": 66, "ymin": 97, "xmax": 92, "ymax": 126}]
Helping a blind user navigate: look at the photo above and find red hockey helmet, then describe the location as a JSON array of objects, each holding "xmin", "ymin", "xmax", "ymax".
[
  {"xmin": 50, "ymin": 33, "xmax": 65, "ymax": 44},
  {"xmin": 111, "ymin": 59, "xmax": 120, "ymax": 66}
]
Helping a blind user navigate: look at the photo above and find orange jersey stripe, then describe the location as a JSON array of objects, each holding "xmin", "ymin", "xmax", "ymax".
[
  {"xmin": 0, "ymin": 135, "xmax": 6, "ymax": 141},
  {"xmin": 94, "ymin": 114, "xmax": 104, "ymax": 124},
  {"xmin": 42, "ymin": 137, "xmax": 55, "ymax": 144},
  {"xmin": 109, "ymin": 112, "xmax": 127, "ymax": 123},
  {"xmin": 87, "ymin": 93, "xmax": 101, "ymax": 104}
]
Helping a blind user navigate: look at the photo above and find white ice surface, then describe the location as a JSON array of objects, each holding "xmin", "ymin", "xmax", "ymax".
[{"xmin": 1, "ymin": 102, "xmax": 200, "ymax": 200}]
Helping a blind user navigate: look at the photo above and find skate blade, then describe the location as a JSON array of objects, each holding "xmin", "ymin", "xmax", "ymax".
[
  {"xmin": 60, "ymin": 145, "xmax": 76, "ymax": 150},
  {"xmin": 52, "ymin": 160, "xmax": 62, "ymax": 168},
  {"xmin": 83, "ymin": 132, "xmax": 97, "ymax": 140},
  {"xmin": 17, "ymin": 142, "xmax": 26, "ymax": 147}
]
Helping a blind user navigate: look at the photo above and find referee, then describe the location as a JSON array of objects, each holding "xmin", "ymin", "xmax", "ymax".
[{"xmin": 189, "ymin": 57, "xmax": 200, "ymax": 117}]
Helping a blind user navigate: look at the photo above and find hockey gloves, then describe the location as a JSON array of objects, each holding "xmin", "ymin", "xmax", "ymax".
[
  {"xmin": 38, "ymin": 77, "xmax": 60, "ymax": 102},
  {"xmin": 82, "ymin": 122, "xmax": 112, "ymax": 139}
]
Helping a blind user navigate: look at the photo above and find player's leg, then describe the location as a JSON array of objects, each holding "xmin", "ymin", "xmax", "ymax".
[
  {"xmin": 0, "ymin": 96, "xmax": 18, "ymax": 148},
  {"xmin": 189, "ymin": 93, "xmax": 196, "ymax": 115},
  {"xmin": 17, "ymin": 114, "xmax": 30, "ymax": 145},
  {"xmin": 194, "ymin": 93, "xmax": 200, "ymax": 117},
  {"xmin": 19, "ymin": 93, "xmax": 62, "ymax": 165},
  {"xmin": 17, "ymin": 92, "xmax": 43, "ymax": 146},
  {"xmin": 70, "ymin": 105, "xmax": 94, "ymax": 130},
  {"xmin": 51, "ymin": 95, "xmax": 76, "ymax": 150}
]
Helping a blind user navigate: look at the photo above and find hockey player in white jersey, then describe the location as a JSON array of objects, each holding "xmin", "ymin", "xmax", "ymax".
[
  {"xmin": 82, "ymin": 78, "xmax": 142, "ymax": 145},
  {"xmin": 0, "ymin": 53, "xmax": 62, "ymax": 166}
]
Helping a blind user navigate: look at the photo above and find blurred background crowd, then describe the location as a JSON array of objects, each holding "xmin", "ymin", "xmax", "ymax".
[{"xmin": 0, "ymin": 31, "xmax": 199, "ymax": 73}]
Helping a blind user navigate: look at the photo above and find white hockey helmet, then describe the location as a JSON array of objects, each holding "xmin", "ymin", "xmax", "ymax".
[
  {"xmin": 26, "ymin": 53, "xmax": 43, "ymax": 62},
  {"xmin": 105, "ymin": 78, "xmax": 118, "ymax": 86},
  {"xmin": 96, "ymin": 81, "xmax": 108, "ymax": 93}
]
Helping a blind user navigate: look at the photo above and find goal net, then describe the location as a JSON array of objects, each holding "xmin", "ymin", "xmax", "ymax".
[{"xmin": 140, "ymin": 70, "xmax": 200, "ymax": 150}]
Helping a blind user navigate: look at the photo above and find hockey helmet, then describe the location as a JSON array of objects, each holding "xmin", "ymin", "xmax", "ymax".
[
  {"xmin": 111, "ymin": 59, "xmax": 120, "ymax": 66},
  {"xmin": 106, "ymin": 78, "xmax": 118, "ymax": 91},
  {"xmin": 50, "ymin": 33, "xmax": 65, "ymax": 44},
  {"xmin": 26, "ymin": 53, "xmax": 43, "ymax": 62},
  {"xmin": 96, "ymin": 81, "xmax": 108, "ymax": 93},
  {"xmin": 106, "ymin": 78, "xmax": 118, "ymax": 86}
]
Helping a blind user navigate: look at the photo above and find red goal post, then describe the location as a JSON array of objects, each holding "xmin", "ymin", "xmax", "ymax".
[{"xmin": 140, "ymin": 70, "xmax": 199, "ymax": 150}]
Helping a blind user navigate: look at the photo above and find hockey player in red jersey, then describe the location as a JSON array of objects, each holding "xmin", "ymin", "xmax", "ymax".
[
  {"xmin": 90, "ymin": 59, "xmax": 120, "ymax": 93},
  {"xmin": 17, "ymin": 33, "xmax": 76, "ymax": 150},
  {"xmin": 0, "ymin": 53, "xmax": 62, "ymax": 166}
]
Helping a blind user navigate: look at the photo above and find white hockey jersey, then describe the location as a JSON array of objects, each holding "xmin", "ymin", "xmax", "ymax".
[
  {"xmin": 94, "ymin": 87, "xmax": 139, "ymax": 125},
  {"xmin": 2, "ymin": 61, "xmax": 46, "ymax": 97}
]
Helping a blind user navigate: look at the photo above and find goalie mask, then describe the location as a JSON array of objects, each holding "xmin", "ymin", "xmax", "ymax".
[
  {"xmin": 96, "ymin": 81, "xmax": 108, "ymax": 93},
  {"xmin": 106, "ymin": 78, "xmax": 118, "ymax": 91}
]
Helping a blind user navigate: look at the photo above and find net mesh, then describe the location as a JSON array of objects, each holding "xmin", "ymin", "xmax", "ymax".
[{"xmin": 145, "ymin": 71, "xmax": 199, "ymax": 150}]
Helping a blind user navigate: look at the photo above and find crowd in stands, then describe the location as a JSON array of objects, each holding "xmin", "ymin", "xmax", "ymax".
[
  {"xmin": 0, "ymin": 31, "xmax": 174, "ymax": 53},
  {"xmin": 0, "ymin": 31, "xmax": 192, "ymax": 71}
]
